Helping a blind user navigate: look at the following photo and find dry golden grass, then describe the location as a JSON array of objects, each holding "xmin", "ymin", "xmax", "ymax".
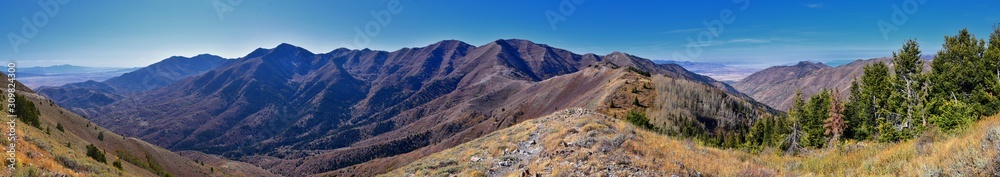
[
  {"xmin": 0, "ymin": 94, "xmax": 154, "ymax": 176},
  {"xmin": 385, "ymin": 108, "xmax": 1000, "ymax": 176}
]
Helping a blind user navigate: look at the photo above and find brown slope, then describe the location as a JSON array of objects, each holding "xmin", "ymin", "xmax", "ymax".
[
  {"xmin": 603, "ymin": 52, "xmax": 742, "ymax": 94},
  {"xmin": 315, "ymin": 64, "xmax": 775, "ymax": 176},
  {"xmin": 260, "ymin": 43, "xmax": 621, "ymax": 176},
  {"xmin": 732, "ymin": 58, "xmax": 888, "ymax": 111},
  {"xmin": 0, "ymin": 74, "xmax": 269, "ymax": 176}
]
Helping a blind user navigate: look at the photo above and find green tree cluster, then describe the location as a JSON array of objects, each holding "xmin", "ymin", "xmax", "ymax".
[
  {"xmin": 86, "ymin": 144, "xmax": 107, "ymax": 163},
  {"xmin": 843, "ymin": 25, "xmax": 1000, "ymax": 142},
  {"xmin": 625, "ymin": 109, "xmax": 654, "ymax": 130},
  {"xmin": 643, "ymin": 24, "xmax": 1000, "ymax": 154},
  {"xmin": 12, "ymin": 94, "xmax": 41, "ymax": 128},
  {"xmin": 739, "ymin": 24, "xmax": 1000, "ymax": 150},
  {"xmin": 796, "ymin": 90, "xmax": 832, "ymax": 148},
  {"xmin": 744, "ymin": 113, "xmax": 792, "ymax": 151},
  {"xmin": 113, "ymin": 160, "xmax": 123, "ymax": 170}
]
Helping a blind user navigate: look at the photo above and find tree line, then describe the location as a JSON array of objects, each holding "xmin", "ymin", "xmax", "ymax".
[
  {"xmin": 742, "ymin": 24, "xmax": 1000, "ymax": 153},
  {"xmin": 844, "ymin": 25, "xmax": 1000, "ymax": 143}
]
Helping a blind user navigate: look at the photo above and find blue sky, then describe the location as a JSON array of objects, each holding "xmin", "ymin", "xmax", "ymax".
[{"xmin": 1, "ymin": 0, "xmax": 999, "ymax": 67}]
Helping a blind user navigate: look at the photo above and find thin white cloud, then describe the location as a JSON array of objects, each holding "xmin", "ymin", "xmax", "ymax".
[
  {"xmin": 656, "ymin": 28, "xmax": 702, "ymax": 35},
  {"xmin": 806, "ymin": 3, "xmax": 824, "ymax": 9},
  {"xmin": 687, "ymin": 38, "xmax": 772, "ymax": 47},
  {"xmin": 18, "ymin": 60, "xmax": 73, "ymax": 63}
]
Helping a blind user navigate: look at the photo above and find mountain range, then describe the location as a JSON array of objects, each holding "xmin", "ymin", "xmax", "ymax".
[
  {"xmin": 19, "ymin": 65, "xmax": 137, "ymax": 75},
  {"xmin": 36, "ymin": 54, "xmax": 229, "ymax": 115},
  {"xmin": 732, "ymin": 57, "xmax": 932, "ymax": 111},
  {"xmin": 17, "ymin": 65, "xmax": 140, "ymax": 89},
  {"xmin": 40, "ymin": 39, "xmax": 776, "ymax": 176}
]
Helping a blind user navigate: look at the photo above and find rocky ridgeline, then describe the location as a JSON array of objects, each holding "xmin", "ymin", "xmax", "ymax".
[{"xmin": 393, "ymin": 108, "xmax": 706, "ymax": 176}]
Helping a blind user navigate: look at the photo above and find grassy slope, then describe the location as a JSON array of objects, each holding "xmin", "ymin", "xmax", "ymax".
[
  {"xmin": 0, "ymin": 74, "xmax": 270, "ymax": 176},
  {"xmin": 385, "ymin": 108, "xmax": 1000, "ymax": 176}
]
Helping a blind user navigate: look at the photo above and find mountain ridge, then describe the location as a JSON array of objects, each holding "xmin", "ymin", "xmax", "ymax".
[
  {"xmin": 53, "ymin": 39, "xmax": 773, "ymax": 176},
  {"xmin": 37, "ymin": 54, "xmax": 230, "ymax": 116}
]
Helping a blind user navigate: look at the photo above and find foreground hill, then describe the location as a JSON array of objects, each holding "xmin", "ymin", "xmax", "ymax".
[
  {"xmin": 0, "ymin": 74, "xmax": 270, "ymax": 176},
  {"xmin": 71, "ymin": 39, "xmax": 770, "ymax": 176},
  {"xmin": 317, "ymin": 63, "xmax": 774, "ymax": 176},
  {"xmin": 389, "ymin": 108, "xmax": 1000, "ymax": 176}
]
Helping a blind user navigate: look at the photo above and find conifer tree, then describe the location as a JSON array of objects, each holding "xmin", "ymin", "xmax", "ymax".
[
  {"xmin": 891, "ymin": 39, "xmax": 926, "ymax": 130},
  {"xmin": 824, "ymin": 90, "xmax": 845, "ymax": 146}
]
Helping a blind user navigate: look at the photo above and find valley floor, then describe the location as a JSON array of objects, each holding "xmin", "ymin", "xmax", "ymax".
[{"xmin": 386, "ymin": 108, "xmax": 1000, "ymax": 176}]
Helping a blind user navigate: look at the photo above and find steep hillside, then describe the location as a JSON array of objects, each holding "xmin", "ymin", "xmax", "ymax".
[
  {"xmin": 76, "ymin": 39, "xmax": 765, "ymax": 176},
  {"xmin": 388, "ymin": 108, "xmax": 1000, "ymax": 176},
  {"xmin": 317, "ymin": 65, "xmax": 774, "ymax": 176},
  {"xmin": 103, "ymin": 54, "xmax": 230, "ymax": 93},
  {"xmin": 0, "ymin": 74, "xmax": 269, "ymax": 176},
  {"xmin": 37, "ymin": 54, "xmax": 229, "ymax": 115},
  {"xmin": 732, "ymin": 59, "xmax": 887, "ymax": 110}
]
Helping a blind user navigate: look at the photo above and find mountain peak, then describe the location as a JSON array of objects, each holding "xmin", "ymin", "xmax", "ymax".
[
  {"xmin": 606, "ymin": 51, "xmax": 634, "ymax": 60},
  {"xmin": 423, "ymin": 40, "xmax": 474, "ymax": 52},
  {"xmin": 488, "ymin": 39, "xmax": 544, "ymax": 47},
  {"xmin": 434, "ymin": 39, "xmax": 469, "ymax": 45},
  {"xmin": 161, "ymin": 54, "xmax": 224, "ymax": 63},
  {"xmin": 274, "ymin": 43, "xmax": 308, "ymax": 52},
  {"xmin": 192, "ymin": 54, "xmax": 223, "ymax": 59},
  {"xmin": 243, "ymin": 43, "xmax": 315, "ymax": 59},
  {"xmin": 794, "ymin": 61, "xmax": 830, "ymax": 68}
]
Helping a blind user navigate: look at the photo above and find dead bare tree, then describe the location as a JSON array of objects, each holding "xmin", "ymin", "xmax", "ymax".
[
  {"xmin": 785, "ymin": 122, "xmax": 804, "ymax": 155},
  {"xmin": 824, "ymin": 90, "xmax": 845, "ymax": 147}
]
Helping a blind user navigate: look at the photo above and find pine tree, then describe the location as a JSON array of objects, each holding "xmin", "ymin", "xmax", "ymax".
[
  {"xmin": 857, "ymin": 62, "xmax": 892, "ymax": 141},
  {"xmin": 844, "ymin": 79, "xmax": 869, "ymax": 140},
  {"xmin": 801, "ymin": 89, "xmax": 831, "ymax": 148},
  {"xmin": 85, "ymin": 144, "xmax": 107, "ymax": 163},
  {"xmin": 983, "ymin": 24, "xmax": 1000, "ymax": 115},
  {"xmin": 929, "ymin": 29, "xmax": 988, "ymax": 115},
  {"xmin": 824, "ymin": 90, "xmax": 846, "ymax": 146},
  {"xmin": 13, "ymin": 94, "xmax": 41, "ymax": 128},
  {"xmin": 788, "ymin": 90, "xmax": 810, "ymax": 150},
  {"xmin": 891, "ymin": 39, "xmax": 926, "ymax": 131},
  {"xmin": 929, "ymin": 98, "xmax": 974, "ymax": 133}
]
